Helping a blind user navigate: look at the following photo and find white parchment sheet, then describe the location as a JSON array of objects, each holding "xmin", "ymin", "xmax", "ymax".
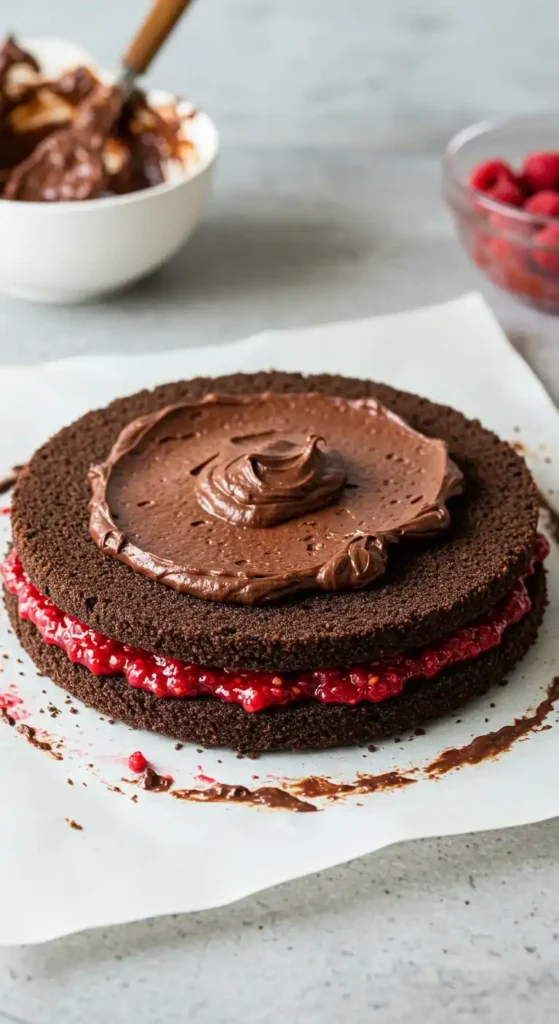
[{"xmin": 0, "ymin": 293, "xmax": 557, "ymax": 945}]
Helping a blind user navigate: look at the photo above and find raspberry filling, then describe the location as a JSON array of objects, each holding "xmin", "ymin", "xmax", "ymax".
[{"xmin": 1, "ymin": 539, "xmax": 548, "ymax": 714}]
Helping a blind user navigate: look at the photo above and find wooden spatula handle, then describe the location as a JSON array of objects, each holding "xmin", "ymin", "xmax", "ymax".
[{"xmin": 123, "ymin": 0, "xmax": 194, "ymax": 75}]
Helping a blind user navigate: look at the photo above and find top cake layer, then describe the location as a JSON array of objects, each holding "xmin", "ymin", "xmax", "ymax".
[{"xmin": 11, "ymin": 372, "xmax": 539, "ymax": 672}]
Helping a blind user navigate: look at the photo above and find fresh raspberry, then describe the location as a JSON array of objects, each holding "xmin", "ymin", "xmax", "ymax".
[
  {"xmin": 516, "ymin": 173, "xmax": 534, "ymax": 196},
  {"xmin": 469, "ymin": 159, "xmax": 515, "ymax": 193},
  {"xmin": 128, "ymin": 751, "xmax": 148, "ymax": 773},
  {"xmin": 521, "ymin": 152, "xmax": 559, "ymax": 192},
  {"xmin": 488, "ymin": 236, "xmax": 526, "ymax": 270},
  {"xmin": 524, "ymin": 190, "xmax": 559, "ymax": 218},
  {"xmin": 489, "ymin": 210, "xmax": 531, "ymax": 235},
  {"xmin": 487, "ymin": 177, "xmax": 524, "ymax": 207},
  {"xmin": 532, "ymin": 224, "xmax": 559, "ymax": 273},
  {"xmin": 501, "ymin": 259, "xmax": 547, "ymax": 300}
]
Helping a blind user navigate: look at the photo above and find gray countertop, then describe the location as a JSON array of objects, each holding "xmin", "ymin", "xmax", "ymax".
[{"xmin": 1, "ymin": 1, "xmax": 558, "ymax": 1021}]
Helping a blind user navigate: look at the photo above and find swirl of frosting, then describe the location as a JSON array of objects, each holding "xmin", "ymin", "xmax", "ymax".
[{"xmin": 195, "ymin": 433, "xmax": 346, "ymax": 528}]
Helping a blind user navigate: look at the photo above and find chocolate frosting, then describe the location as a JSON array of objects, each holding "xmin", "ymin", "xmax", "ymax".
[
  {"xmin": 88, "ymin": 392, "xmax": 464, "ymax": 605},
  {"xmin": 196, "ymin": 432, "xmax": 347, "ymax": 528},
  {"xmin": 4, "ymin": 128, "xmax": 106, "ymax": 202},
  {"xmin": 0, "ymin": 35, "xmax": 38, "ymax": 108},
  {"xmin": 4, "ymin": 83, "xmax": 121, "ymax": 202},
  {"xmin": 0, "ymin": 34, "xmax": 193, "ymax": 201}
]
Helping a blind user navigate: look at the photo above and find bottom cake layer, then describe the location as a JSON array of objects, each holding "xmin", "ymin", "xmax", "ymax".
[{"xmin": 3, "ymin": 564, "xmax": 547, "ymax": 751}]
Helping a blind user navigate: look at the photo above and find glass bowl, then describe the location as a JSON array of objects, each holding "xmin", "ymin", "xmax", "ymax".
[{"xmin": 443, "ymin": 113, "xmax": 559, "ymax": 314}]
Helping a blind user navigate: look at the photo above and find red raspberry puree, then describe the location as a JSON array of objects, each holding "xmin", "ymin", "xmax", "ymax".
[{"xmin": 1, "ymin": 538, "xmax": 548, "ymax": 713}]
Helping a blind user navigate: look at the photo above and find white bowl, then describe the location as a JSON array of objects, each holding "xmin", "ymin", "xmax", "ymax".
[{"xmin": 0, "ymin": 38, "xmax": 219, "ymax": 303}]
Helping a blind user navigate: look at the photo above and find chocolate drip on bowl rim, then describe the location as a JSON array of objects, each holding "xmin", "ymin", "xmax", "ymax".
[{"xmin": 88, "ymin": 392, "xmax": 464, "ymax": 605}]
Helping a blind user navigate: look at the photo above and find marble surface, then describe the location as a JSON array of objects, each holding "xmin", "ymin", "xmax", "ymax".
[{"xmin": 0, "ymin": 0, "xmax": 559, "ymax": 1020}]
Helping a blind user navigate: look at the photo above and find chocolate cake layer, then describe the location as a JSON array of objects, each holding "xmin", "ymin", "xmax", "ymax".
[
  {"xmin": 11, "ymin": 373, "xmax": 539, "ymax": 672},
  {"xmin": 4, "ymin": 564, "xmax": 547, "ymax": 752}
]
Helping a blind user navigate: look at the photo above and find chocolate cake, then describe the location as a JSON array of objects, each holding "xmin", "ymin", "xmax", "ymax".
[{"xmin": 2, "ymin": 372, "xmax": 547, "ymax": 752}]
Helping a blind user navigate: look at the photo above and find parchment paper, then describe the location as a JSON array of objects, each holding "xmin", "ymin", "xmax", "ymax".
[{"xmin": 0, "ymin": 293, "xmax": 557, "ymax": 945}]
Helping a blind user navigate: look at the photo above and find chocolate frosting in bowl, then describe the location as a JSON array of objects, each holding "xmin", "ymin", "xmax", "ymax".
[
  {"xmin": 3, "ymin": 83, "xmax": 121, "ymax": 202},
  {"xmin": 88, "ymin": 392, "xmax": 464, "ymax": 605},
  {"xmin": 0, "ymin": 34, "xmax": 196, "ymax": 201}
]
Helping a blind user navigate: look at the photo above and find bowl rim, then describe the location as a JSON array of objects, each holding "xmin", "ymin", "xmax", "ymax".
[
  {"xmin": 0, "ymin": 113, "xmax": 219, "ymax": 214},
  {"xmin": 443, "ymin": 113, "xmax": 559, "ymax": 229}
]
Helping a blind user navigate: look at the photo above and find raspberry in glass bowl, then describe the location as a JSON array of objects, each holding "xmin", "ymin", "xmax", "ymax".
[{"xmin": 444, "ymin": 114, "xmax": 559, "ymax": 314}]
